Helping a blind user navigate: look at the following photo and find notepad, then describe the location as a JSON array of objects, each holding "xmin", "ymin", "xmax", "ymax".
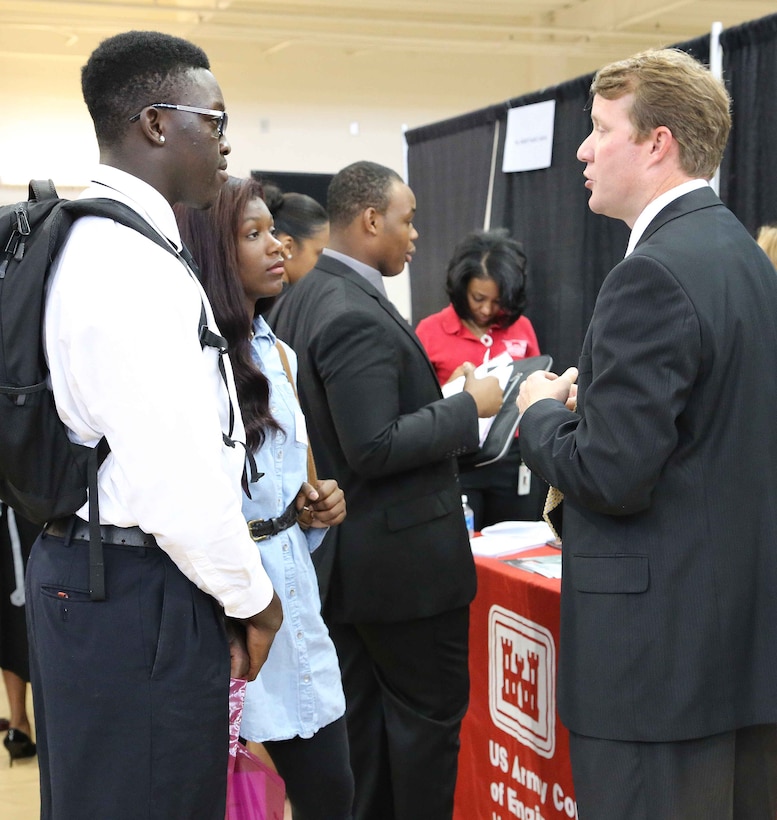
[{"xmin": 441, "ymin": 352, "xmax": 514, "ymax": 445}]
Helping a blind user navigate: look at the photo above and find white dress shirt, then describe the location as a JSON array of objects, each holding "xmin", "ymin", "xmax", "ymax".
[
  {"xmin": 44, "ymin": 165, "xmax": 273, "ymax": 618},
  {"xmin": 625, "ymin": 179, "xmax": 710, "ymax": 257}
]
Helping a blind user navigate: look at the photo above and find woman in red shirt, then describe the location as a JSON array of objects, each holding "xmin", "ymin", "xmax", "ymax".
[{"xmin": 416, "ymin": 229, "xmax": 546, "ymax": 529}]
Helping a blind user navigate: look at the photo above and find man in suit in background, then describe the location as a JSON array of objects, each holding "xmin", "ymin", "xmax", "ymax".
[
  {"xmin": 272, "ymin": 160, "xmax": 502, "ymax": 820},
  {"xmin": 517, "ymin": 49, "xmax": 777, "ymax": 818}
]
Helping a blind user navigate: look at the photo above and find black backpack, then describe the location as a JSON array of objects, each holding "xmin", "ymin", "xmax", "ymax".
[{"xmin": 0, "ymin": 179, "xmax": 231, "ymax": 599}]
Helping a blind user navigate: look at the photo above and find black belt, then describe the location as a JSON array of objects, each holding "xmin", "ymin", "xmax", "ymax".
[
  {"xmin": 247, "ymin": 500, "xmax": 299, "ymax": 542},
  {"xmin": 45, "ymin": 517, "xmax": 158, "ymax": 548}
]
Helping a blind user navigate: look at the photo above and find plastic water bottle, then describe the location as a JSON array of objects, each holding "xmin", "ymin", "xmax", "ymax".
[{"xmin": 462, "ymin": 494, "xmax": 475, "ymax": 538}]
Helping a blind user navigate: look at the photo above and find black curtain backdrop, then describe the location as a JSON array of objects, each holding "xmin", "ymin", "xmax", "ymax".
[
  {"xmin": 250, "ymin": 170, "xmax": 333, "ymax": 209},
  {"xmin": 487, "ymin": 74, "xmax": 628, "ymax": 370},
  {"xmin": 406, "ymin": 13, "xmax": 777, "ymax": 371},
  {"xmin": 719, "ymin": 14, "xmax": 777, "ymax": 231},
  {"xmin": 406, "ymin": 112, "xmax": 497, "ymax": 322}
]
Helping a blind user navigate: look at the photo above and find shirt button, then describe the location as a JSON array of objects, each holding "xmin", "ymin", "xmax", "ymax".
[
  {"xmin": 296, "ymin": 631, "xmax": 303, "ymax": 640},
  {"xmin": 282, "ymin": 544, "xmax": 289, "ymax": 552},
  {"xmin": 289, "ymin": 588, "xmax": 296, "ymax": 597},
  {"xmin": 303, "ymin": 675, "xmax": 310, "ymax": 683}
]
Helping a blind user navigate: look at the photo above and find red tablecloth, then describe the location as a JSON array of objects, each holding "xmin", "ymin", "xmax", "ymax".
[{"xmin": 454, "ymin": 546, "xmax": 578, "ymax": 820}]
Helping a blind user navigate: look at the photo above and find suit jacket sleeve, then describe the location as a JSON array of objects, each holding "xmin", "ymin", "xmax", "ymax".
[
  {"xmin": 519, "ymin": 254, "xmax": 701, "ymax": 515},
  {"xmin": 309, "ymin": 304, "xmax": 479, "ymax": 480}
]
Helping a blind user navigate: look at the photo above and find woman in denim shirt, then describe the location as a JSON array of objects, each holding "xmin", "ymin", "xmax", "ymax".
[{"xmin": 176, "ymin": 177, "xmax": 353, "ymax": 820}]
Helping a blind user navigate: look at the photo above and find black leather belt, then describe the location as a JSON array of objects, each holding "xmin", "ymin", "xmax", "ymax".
[
  {"xmin": 45, "ymin": 517, "xmax": 158, "ymax": 548},
  {"xmin": 247, "ymin": 500, "xmax": 298, "ymax": 542}
]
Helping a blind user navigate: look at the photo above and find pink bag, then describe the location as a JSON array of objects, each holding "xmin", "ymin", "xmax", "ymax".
[{"xmin": 225, "ymin": 678, "xmax": 286, "ymax": 820}]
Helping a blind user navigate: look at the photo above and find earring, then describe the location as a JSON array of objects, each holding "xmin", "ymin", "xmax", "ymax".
[
  {"xmin": 286, "ymin": 253, "xmax": 293, "ymax": 260},
  {"xmin": 159, "ymin": 135, "xmax": 166, "ymax": 144}
]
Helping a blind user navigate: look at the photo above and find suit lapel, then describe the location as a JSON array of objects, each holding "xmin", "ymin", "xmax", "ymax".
[
  {"xmin": 637, "ymin": 186, "xmax": 723, "ymax": 249},
  {"xmin": 317, "ymin": 254, "xmax": 441, "ymax": 385}
]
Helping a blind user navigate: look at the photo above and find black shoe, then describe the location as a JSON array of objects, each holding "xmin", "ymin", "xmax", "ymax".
[{"xmin": 4, "ymin": 728, "xmax": 36, "ymax": 766}]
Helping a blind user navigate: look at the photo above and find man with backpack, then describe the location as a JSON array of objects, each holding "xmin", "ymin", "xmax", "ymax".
[{"xmin": 23, "ymin": 30, "xmax": 282, "ymax": 819}]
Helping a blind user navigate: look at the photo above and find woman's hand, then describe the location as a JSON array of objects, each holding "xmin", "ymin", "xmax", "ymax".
[
  {"xmin": 295, "ymin": 479, "xmax": 346, "ymax": 529},
  {"xmin": 446, "ymin": 363, "xmax": 470, "ymax": 382}
]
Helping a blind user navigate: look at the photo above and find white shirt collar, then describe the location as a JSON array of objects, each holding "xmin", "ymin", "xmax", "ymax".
[
  {"xmin": 625, "ymin": 179, "xmax": 709, "ymax": 257},
  {"xmin": 323, "ymin": 248, "xmax": 387, "ymax": 297},
  {"xmin": 83, "ymin": 164, "xmax": 184, "ymax": 252}
]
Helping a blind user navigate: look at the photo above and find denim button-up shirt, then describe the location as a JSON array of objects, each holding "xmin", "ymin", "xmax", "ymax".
[{"xmin": 240, "ymin": 316, "xmax": 345, "ymax": 741}]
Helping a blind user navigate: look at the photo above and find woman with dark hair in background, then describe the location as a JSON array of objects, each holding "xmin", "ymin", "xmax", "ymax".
[
  {"xmin": 176, "ymin": 176, "xmax": 353, "ymax": 820},
  {"xmin": 416, "ymin": 228, "xmax": 546, "ymax": 529},
  {"xmin": 263, "ymin": 183, "xmax": 329, "ymax": 286}
]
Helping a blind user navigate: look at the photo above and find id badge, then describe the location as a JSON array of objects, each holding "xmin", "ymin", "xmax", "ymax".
[
  {"xmin": 295, "ymin": 407, "xmax": 308, "ymax": 446},
  {"xmin": 518, "ymin": 462, "xmax": 531, "ymax": 496}
]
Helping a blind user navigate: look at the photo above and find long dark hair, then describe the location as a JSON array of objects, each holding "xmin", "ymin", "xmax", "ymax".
[
  {"xmin": 175, "ymin": 176, "xmax": 279, "ymax": 451},
  {"xmin": 446, "ymin": 229, "xmax": 528, "ymax": 329}
]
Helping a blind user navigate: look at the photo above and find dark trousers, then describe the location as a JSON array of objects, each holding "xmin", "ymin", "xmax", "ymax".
[
  {"xmin": 569, "ymin": 724, "xmax": 777, "ymax": 820},
  {"xmin": 328, "ymin": 607, "xmax": 470, "ymax": 820},
  {"xmin": 26, "ymin": 530, "xmax": 231, "ymax": 820},
  {"xmin": 264, "ymin": 715, "xmax": 354, "ymax": 820}
]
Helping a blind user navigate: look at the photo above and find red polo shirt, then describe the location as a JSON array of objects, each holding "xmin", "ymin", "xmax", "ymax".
[{"xmin": 416, "ymin": 304, "xmax": 541, "ymax": 384}]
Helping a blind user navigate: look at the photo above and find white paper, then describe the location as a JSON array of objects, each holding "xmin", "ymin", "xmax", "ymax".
[
  {"xmin": 442, "ymin": 352, "xmax": 514, "ymax": 445},
  {"xmin": 470, "ymin": 520, "xmax": 555, "ymax": 557},
  {"xmin": 502, "ymin": 99, "xmax": 556, "ymax": 173},
  {"xmin": 480, "ymin": 520, "xmax": 554, "ymax": 539}
]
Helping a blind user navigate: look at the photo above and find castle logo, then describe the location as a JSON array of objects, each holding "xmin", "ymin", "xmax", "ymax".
[{"xmin": 488, "ymin": 604, "xmax": 556, "ymax": 758}]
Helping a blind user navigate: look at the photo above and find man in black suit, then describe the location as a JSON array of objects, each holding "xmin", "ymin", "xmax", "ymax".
[
  {"xmin": 517, "ymin": 49, "xmax": 777, "ymax": 818},
  {"xmin": 271, "ymin": 160, "xmax": 502, "ymax": 819}
]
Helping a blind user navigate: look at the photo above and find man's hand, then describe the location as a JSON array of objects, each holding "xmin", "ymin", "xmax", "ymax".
[
  {"xmin": 295, "ymin": 479, "xmax": 346, "ymax": 529},
  {"xmin": 226, "ymin": 619, "xmax": 250, "ymax": 680},
  {"xmin": 517, "ymin": 367, "xmax": 579, "ymax": 414},
  {"xmin": 462, "ymin": 362, "xmax": 503, "ymax": 418},
  {"xmin": 232, "ymin": 592, "xmax": 284, "ymax": 682}
]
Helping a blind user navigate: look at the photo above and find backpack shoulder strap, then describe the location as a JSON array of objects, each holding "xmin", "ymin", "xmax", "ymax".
[
  {"xmin": 53, "ymin": 199, "xmax": 188, "ymax": 600},
  {"xmin": 28, "ymin": 179, "xmax": 58, "ymax": 202},
  {"xmin": 61, "ymin": 198, "xmax": 227, "ymax": 346},
  {"xmin": 63, "ymin": 198, "xmax": 176, "ymax": 258}
]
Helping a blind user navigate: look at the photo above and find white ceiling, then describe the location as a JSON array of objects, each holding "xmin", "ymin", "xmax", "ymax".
[
  {"xmin": 1, "ymin": 0, "xmax": 775, "ymax": 197},
  {"xmin": 1, "ymin": 1, "xmax": 775, "ymax": 69}
]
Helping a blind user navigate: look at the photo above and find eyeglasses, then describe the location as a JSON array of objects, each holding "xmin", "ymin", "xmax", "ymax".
[{"xmin": 128, "ymin": 103, "xmax": 228, "ymax": 137}]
